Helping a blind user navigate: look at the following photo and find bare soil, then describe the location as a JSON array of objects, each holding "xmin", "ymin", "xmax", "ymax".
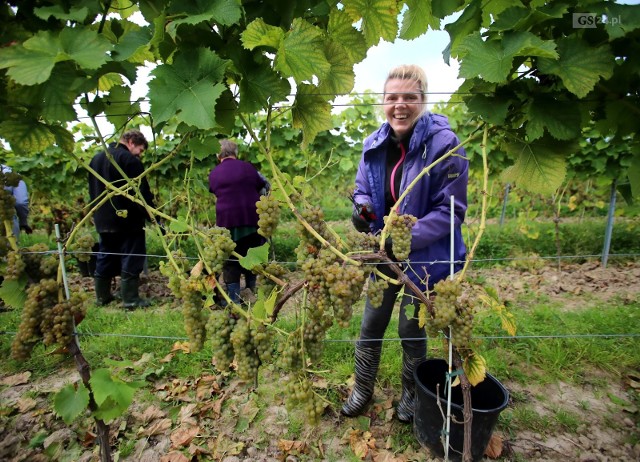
[{"xmin": 1, "ymin": 261, "xmax": 639, "ymax": 461}]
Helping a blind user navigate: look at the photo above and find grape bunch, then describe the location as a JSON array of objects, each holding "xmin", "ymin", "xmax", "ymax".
[
  {"xmin": 207, "ymin": 309, "xmax": 237, "ymax": 371},
  {"xmin": 201, "ymin": 227, "xmax": 236, "ymax": 274},
  {"xmin": 344, "ymin": 228, "xmax": 378, "ymax": 252},
  {"xmin": 179, "ymin": 277, "xmax": 209, "ymax": 352},
  {"xmin": 283, "ymin": 374, "xmax": 325, "ymax": 425},
  {"xmin": 42, "ymin": 292, "xmax": 87, "ymax": 349},
  {"xmin": 159, "ymin": 250, "xmax": 189, "ymax": 298},
  {"xmin": 278, "ymin": 331, "xmax": 303, "ymax": 370},
  {"xmin": 0, "ymin": 189, "xmax": 16, "ymax": 222},
  {"xmin": 385, "ymin": 213, "xmax": 417, "ymax": 261},
  {"xmin": 296, "ymin": 205, "xmax": 335, "ymax": 246},
  {"xmin": 426, "ymin": 279, "xmax": 476, "ymax": 349},
  {"xmin": 256, "ymin": 194, "xmax": 280, "ymax": 238},
  {"xmin": 366, "ymin": 276, "xmax": 389, "ymax": 308},
  {"xmin": 72, "ymin": 232, "xmax": 96, "ymax": 263},
  {"xmin": 324, "ymin": 261, "xmax": 366, "ymax": 327},
  {"xmin": 5, "ymin": 251, "xmax": 26, "ymax": 280},
  {"xmin": 11, "ymin": 279, "xmax": 59, "ymax": 360},
  {"xmin": 2, "ymin": 171, "xmax": 21, "ymax": 188},
  {"xmin": 257, "ymin": 261, "xmax": 288, "ymax": 295},
  {"xmin": 22, "ymin": 243, "xmax": 57, "ymax": 281},
  {"xmin": 230, "ymin": 318, "xmax": 261, "ymax": 381}
]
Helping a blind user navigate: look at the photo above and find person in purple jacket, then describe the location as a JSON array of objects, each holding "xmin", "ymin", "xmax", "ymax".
[
  {"xmin": 342, "ymin": 64, "xmax": 469, "ymax": 423},
  {"xmin": 208, "ymin": 140, "xmax": 268, "ymax": 304}
]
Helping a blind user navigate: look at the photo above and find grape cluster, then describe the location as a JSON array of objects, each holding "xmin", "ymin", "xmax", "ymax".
[
  {"xmin": 257, "ymin": 261, "xmax": 288, "ymax": 295},
  {"xmin": 207, "ymin": 309, "xmax": 237, "ymax": 371},
  {"xmin": 159, "ymin": 250, "xmax": 188, "ymax": 298},
  {"xmin": 344, "ymin": 228, "xmax": 378, "ymax": 252},
  {"xmin": 385, "ymin": 213, "xmax": 417, "ymax": 261},
  {"xmin": 0, "ymin": 171, "xmax": 20, "ymax": 223},
  {"xmin": 5, "ymin": 251, "xmax": 25, "ymax": 280},
  {"xmin": 427, "ymin": 279, "xmax": 476, "ymax": 350},
  {"xmin": 366, "ymin": 276, "xmax": 389, "ymax": 308},
  {"xmin": 201, "ymin": 227, "xmax": 236, "ymax": 274},
  {"xmin": 296, "ymin": 206, "xmax": 335, "ymax": 246},
  {"xmin": 278, "ymin": 332, "xmax": 304, "ymax": 370},
  {"xmin": 283, "ymin": 374, "xmax": 325, "ymax": 425},
  {"xmin": 42, "ymin": 293, "xmax": 87, "ymax": 348},
  {"xmin": 72, "ymin": 232, "xmax": 96, "ymax": 263},
  {"xmin": 229, "ymin": 317, "xmax": 275, "ymax": 381},
  {"xmin": 179, "ymin": 277, "xmax": 209, "ymax": 352},
  {"xmin": 256, "ymin": 194, "xmax": 280, "ymax": 238},
  {"xmin": 11, "ymin": 279, "xmax": 59, "ymax": 360},
  {"xmin": 23, "ymin": 243, "xmax": 57, "ymax": 280}
]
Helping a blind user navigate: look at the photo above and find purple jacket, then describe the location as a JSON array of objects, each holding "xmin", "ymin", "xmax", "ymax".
[
  {"xmin": 209, "ymin": 158, "xmax": 265, "ymax": 228},
  {"xmin": 354, "ymin": 112, "xmax": 468, "ymax": 290}
]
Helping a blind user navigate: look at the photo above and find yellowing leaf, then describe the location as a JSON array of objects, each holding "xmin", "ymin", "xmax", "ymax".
[
  {"xmin": 463, "ymin": 353, "xmax": 487, "ymax": 387},
  {"xmin": 241, "ymin": 18, "xmax": 284, "ymax": 50},
  {"xmin": 343, "ymin": 0, "xmax": 399, "ymax": 48},
  {"xmin": 292, "ymin": 84, "xmax": 332, "ymax": 147},
  {"xmin": 418, "ymin": 303, "xmax": 428, "ymax": 329}
]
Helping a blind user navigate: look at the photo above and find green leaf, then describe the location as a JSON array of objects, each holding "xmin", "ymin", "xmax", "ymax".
[
  {"xmin": 0, "ymin": 119, "xmax": 56, "ymax": 155},
  {"xmin": 214, "ymin": 88, "xmax": 238, "ymax": 134},
  {"xmin": 239, "ymin": 63, "xmax": 291, "ymax": 113},
  {"xmin": 49, "ymin": 125, "xmax": 75, "ymax": 153},
  {"xmin": 17, "ymin": 65, "xmax": 80, "ymax": 123},
  {"xmin": 169, "ymin": 217, "xmax": 190, "ymax": 233},
  {"xmin": 34, "ymin": 5, "xmax": 90, "ymax": 22},
  {"xmin": 149, "ymin": 48, "xmax": 229, "ymax": 129},
  {"xmin": 53, "ymin": 383, "xmax": 90, "ymax": 425},
  {"xmin": 466, "ymin": 94, "xmax": 511, "ymax": 125},
  {"xmin": 167, "ymin": 0, "xmax": 243, "ymax": 39},
  {"xmin": 502, "ymin": 31, "xmax": 557, "ymax": 59},
  {"xmin": 501, "ymin": 136, "xmax": 572, "ymax": 195},
  {"xmin": 90, "ymin": 368, "xmax": 144, "ymax": 422},
  {"xmin": 292, "ymin": 84, "xmax": 333, "ymax": 147},
  {"xmin": 400, "ymin": 0, "xmax": 438, "ymax": 40},
  {"xmin": 0, "ymin": 275, "xmax": 28, "ymax": 309},
  {"xmin": 628, "ymin": 153, "xmax": 640, "ymax": 200},
  {"xmin": 462, "ymin": 353, "xmax": 486, "ymax": 387},
  {"xmin": 0, "ymin": 28, "xmax": 112, "ymax": 86},
  {"xmin": 98, "ymin": 73, "xmax": 124, "ymax": 92},
  {"xmin": 110, "ymin": 26, "xmax": 153, "ymax": 63},
  {"xmin": 241, "ymin": 18, "xmax": 284, "ymax": 50},
  {"xmin": 104, "ymin": 85, "xmax": 141, "ymax": 131},
  {"xmin": 239, "ymin": 243, "xmax": 269, "ymax": 270},
  {"xmin": 317, "ymin": 41, "xmax": 355, "ymax": 96},
  {"xmin": 327, "ymin": 9, "xmax": 367, "ymax": 64},
  {"xmin": 189, "ymin": 136, "xmax": 221, "ymax": 161},
  {"xmin": 458, "ymin": 34, "xmax": 514, "ymax": 83},
  {"xmin": 538, "ymin": 38, "xmax": 615, "ymax": 98},
  {"xmin": 275, "ymin": 18, "xmax": 331, "ymax": 82},
  {"xmin": 526, "ymin": 96, "xmax": 581, "ymax": 141},
  {"xmin": 343, "ymin": 0, "xmax": 399, "ymax": 48},
  {"xmin": 444, "ymin": 0, "xmax": 482, "ymax": 61}
]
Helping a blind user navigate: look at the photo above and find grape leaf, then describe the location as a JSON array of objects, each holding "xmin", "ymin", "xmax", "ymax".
[
  {"xmin": 239, "ymin": 64, "xmax": 291, "ymax": 113},
  {"xmin": 500, "ymin": 136, "xmax": 572, "ymax": 195},
  {"xmin": 628, "ymin": 154, "xmax": 640, "ymax": 200},
  {"xmin": 149, "ymin": 48, "xmax": 229, "ymax": 129},
  {"xmin": 462, "ymin": 353, "xmax": 486, "ymax": 387},
  {"xmin": 53, "ymin": 383, "xmax": 90, "ymax": 425},
  {"xmin": 104, "ymin": 85, "xmax": 141, "ymax": 131},
  {"xmin": 526, "ymin": 96, "xmax": 581, "ymax": 141},
  {"xmin": 443, "ymin": 0, "xmax": 482, "ymax": 61},
  {"xmin": 0, "ymin": 275, "xmax": 28, "ymax": 309},
  {"xmin": 90, "ymin": 368, "xmax": 145, "ymax": 422},
  {"xmin": 0, "ymin": 28, "xmax": 112, "ymax": 86},
  {"xmin": 0, "ymin": 119, "xmax": 57, "ymax": 155},
  {"xmin": 538, "ymin": 38, "xmax": 615, "ymax": 98},
  {"xmin": 327, "ymin": 9, "xmax": 367, "ymax": 64},
  {"xmin": 166, "ymin": 0, "xmax": 243, "ymax": 39},
  {"xmin": 292, "ymin": 84, "xmax": 333, "ymax": 147},
  {"xmin": 342, "ymin": 0, "xmax": 399, "ymax": 48},
  {"xmin": 317, "ymin": 41, "xmax": 355, "ymax": 96},
  {"xmin": 34, "ymin": 5, "xmax": 90, "ymax": 22},
  {"xmin": 275, "ymin": 18, "xmax": 331, "ymax": 83},
  {"xmin": 465, "ymin": 94, "xmax": 511, "ymax": 125},
  {"xmin": 239, "ymin": 242, "xmax": 269, "ymax": 270},
  {"xmin": 400, "ymin": 0, "xmax": 438, "ymax": 40},
  {"xmin": 241, "ymin": 18, "xmax": 284, "ymax": 50}
]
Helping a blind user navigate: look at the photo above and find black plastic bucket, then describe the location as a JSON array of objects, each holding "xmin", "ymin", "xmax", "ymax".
[{"xmin": 413, "ymin": 358, "xmax": 509, "ymax": 462}]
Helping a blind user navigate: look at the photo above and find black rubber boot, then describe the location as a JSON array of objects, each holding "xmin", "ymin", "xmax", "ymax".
[
  {"xmin": 396, "ymin": 353, "xmax": 425, "ymax": 423},
  {"xmin": 94, "ymin": 276, "xmax": 114, "ymax": 306},
  {"xmin": 120, "ymin": 273, "xmax": 150, "ymax": 309},
  {"xmin": 341, "ymin": 344, "xmax": 382, "ymax": 417},
  {"xmin": 226, "ymin": 282, "xmax": 241, "ymax": 304}
]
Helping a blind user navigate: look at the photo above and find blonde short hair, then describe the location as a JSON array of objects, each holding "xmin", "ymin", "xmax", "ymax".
[{"xmin": 384, "ymin": 64, "xmax": 428, "ymax": 110}]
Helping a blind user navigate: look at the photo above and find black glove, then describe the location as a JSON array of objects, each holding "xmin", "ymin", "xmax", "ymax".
[
  {"xmin": 351, "ymin": 202, "xmax": 374, "ymax": 233},
  {"xmin": 20, "ymin": 224, "xmax": 33, "ymax": 234},
  {"xmin": 384, "ymin": 237, "xmax": 397, "ymax": 261}
]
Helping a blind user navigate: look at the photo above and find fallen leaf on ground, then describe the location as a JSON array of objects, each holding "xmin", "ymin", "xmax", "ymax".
[
  {"xmin": 16, "ymin": 397, "xmax": 37, "ymax": 412},
  {"xmin": 171, "ymin": 425, "xmax": 200, "ymax": 448},
  {"xmin": 139, "ymin": 418, "xmax": 172, "ymax": 437},
  {"xmin": 0, "ymin": 372, "xmax": 31, "ymax": 386},
  {"xmin": 372, "ymin": 448, "xmax": 407, "ymax": 462},
  {"xmin": 133, "ymin": 404, "xmax": 166, "ymax": 424},
  {"xmin": 485, "ymin": 433, "xmax": 503, "ymax": 459},
  {"xmin": 171, "ymin": 342, "xmax": 191, "ymax": 353},
  {"xmin": 160, "ymin": 451, "xmax": 189, "ymax": 462},
  {"xmin": 348, "ymin": 429, "xmax": 376, "ymax": 460},
  {"xmin": 278, "ymin": 439, "xmax": 308, "ymax": 453}
]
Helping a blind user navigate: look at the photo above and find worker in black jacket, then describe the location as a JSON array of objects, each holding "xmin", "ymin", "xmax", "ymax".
[{"xmin": 88, "ymin": 129, "xmax": 155, "ymax": 309}]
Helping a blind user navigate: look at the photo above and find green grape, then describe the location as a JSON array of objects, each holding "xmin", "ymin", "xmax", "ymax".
[
  {"xmin": 366, "ymin": 276, "xmax": 389, "ymax": 308},
  {"xmin": 207, "ymin": 309, "xmax": 236, "ymax": 371},
  {"xmin": 5, "ymin": 251, "xmax": 26, "ymax": 280},
  {"xmin": 385, "ymin": 213, "xmax": 417, "ymax": 261},
  {"xmin": 256, "ymin": 194, "xmax": 281, "ymax": 238},
  {"xmin": 179, "ymin": 277, "xmax": 208, "ymax": 352},
  {"xmin": 72, "ymin": 232, "xmax": 96, "ymax": 263},
  {"xmin": 201, "ymin": 227, "xmax": 236, "ymax": 274}
]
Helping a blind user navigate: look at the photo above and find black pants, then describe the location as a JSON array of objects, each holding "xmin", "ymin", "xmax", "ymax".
[
  {"xmin": 94, "ymin": 231, "xmax": 146, "ymax": 278},
  {"xmin": 222, "ymin": 232, "xmax": 265, "ymax": 285},
  {"xmin": 358, "ymin": 264, "xmax": 427, "ymax": 358}
]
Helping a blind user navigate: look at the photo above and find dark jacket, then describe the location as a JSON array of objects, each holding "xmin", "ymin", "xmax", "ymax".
[
  {"xmin": 88, "ymin": 142, "xmax": 155, "ymax": 233},
  {"xmin": 208, "ymin": 158, "xmax": 265, "ymax": 228},
  {"xmin": 354, "ymin": 112, "xmax": 469, "ymax": 289}
]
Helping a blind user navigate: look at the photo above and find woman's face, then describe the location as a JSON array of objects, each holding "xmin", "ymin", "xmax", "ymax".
[{"xmin": 383, "ymin": 78, "xmax": 425, "ymax": 139}]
